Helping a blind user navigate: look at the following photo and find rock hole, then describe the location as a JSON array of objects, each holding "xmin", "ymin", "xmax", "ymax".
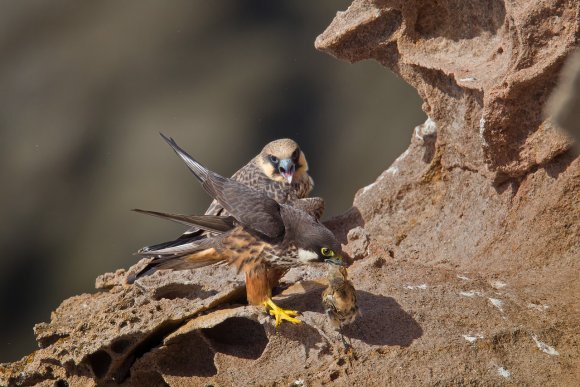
[
  {"xmin": 112, "ymin": 320, "xmax": 183, "ymax": 382},
  {"xmin": 372, "ymin": 257, "xmax": 386, "ymax": 268},
  {"xmin": 330, "ymin": 370, "xmax": 340, "ymax": 381},
  {"xmin": 37, "ymin": 332, "xmax": 69, "ymax": 348},
  {"xmin": 85, "ymin": 350, "xmax": 112, "ymax": 379},
  {"xmin": 55, "ymin": 379, "xmax": 68, "ymax": 387},
  {"xmin": 201, "ymin": 317, "xmax": 268, "ymax": 359},
  {"xmin": 153, "ymin": 283, "xmax": 217, "ymax": 300},
  {"xmin": 157, "ymin": 331, "xmax": 217, "ymax": 377},
  {"xmin": 111, "ymin": 338, "xmax": 132, "ymax": 354}
]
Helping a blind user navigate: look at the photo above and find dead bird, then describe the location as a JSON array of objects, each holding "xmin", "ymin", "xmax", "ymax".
[{"xmin": 322, "ymin": 261, "xmax": 359, "ymax": 351}]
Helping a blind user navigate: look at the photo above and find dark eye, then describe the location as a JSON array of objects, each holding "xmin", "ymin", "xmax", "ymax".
[
  {"xmin": 292, "ymin": 148, "xmax": 300, "ymax": 161},
  {"xmin": 321, "ymin": 247, "xmax": 334, "ymax": 257},
  {"xmin": 269, "ymin": 155, "xmax": 278, "ymax": 164}
]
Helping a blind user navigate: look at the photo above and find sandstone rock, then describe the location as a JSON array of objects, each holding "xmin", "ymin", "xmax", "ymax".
[
  {"xmin": 2, "ymin": 0, "xmax": 579, "ymax": 385},
  {"xmin": 315, "ymin": 0, "xmax": 577, "ymax": 182},
  {"xmin": 345, "ymin": 226, "xmax": 370, "ymax": 260}
]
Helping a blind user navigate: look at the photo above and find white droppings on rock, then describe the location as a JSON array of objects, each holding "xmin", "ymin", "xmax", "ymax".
[
  {"xmin": 532, "ymin": 335, "xmax": 560, "ymax": 356},
  {"xmin": 489, "ymin": 298, "xmax": 504, "ymax": 311},
  {"xmin": 386, "ymin": 166, "xmax": 399, "ymax": 175},
  {"xmin": 459, "ymin": 290, "xmax": 482, "ymax": 297},
  {"xmin": 459, "ymin": 76, "xmax": 478, "ymax": 82},
  {"xmin": 404, "ymin": 284, "xmax": 428, "ymax": 290},
  {"xmin": 497, "ymin": 367, "xmax": 511, "ymax": 378},
  {"xmin": 479, "ymin": 116, "xmax": 487, "ymax": 144},
  {"xmin": 463, "ymin": 334, "xmax": 484, "ymax": 343},
  {"xmin": 414, "ymin": 117, "xmax": 437, "ymax": 143},
  {"xmin": 490, "ymin": 280, "xmax": 507, "ymax": 289},
  {"xmin": 527, "ymin": 303, "xmax": 549, "ymax": 311},
  {"xmin": 457, "ymin": 274, "xmax": 471, "ymax": 281}
]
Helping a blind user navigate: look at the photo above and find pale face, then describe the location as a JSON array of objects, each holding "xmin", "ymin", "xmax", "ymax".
[{"xmin": 257, "ymin": 139, "xmax": 309, "ymax": 184}]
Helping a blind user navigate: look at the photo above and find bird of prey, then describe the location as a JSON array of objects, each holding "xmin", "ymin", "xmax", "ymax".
[
  {"xmin": 322, "ymin": 261, "xmax": 359, "ymax": 347},
  {"xmin": 133, "ymin": 137, "xmax": 325, "ymax": 313},
  {"xmin": 134, "ymin": 134, "xmax": 343, "ymax": 326},
  {"xmin": 141, "ymin": 137, "xmax": 319, "ymax": 253}
]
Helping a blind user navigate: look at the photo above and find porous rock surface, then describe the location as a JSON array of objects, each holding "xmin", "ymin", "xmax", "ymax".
[{"xmin": 2, "ymin": 0, "xmax": 579, "ymax": 385}]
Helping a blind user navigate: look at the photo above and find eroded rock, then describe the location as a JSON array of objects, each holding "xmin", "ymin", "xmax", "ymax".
[
  {"xmin": 0, "ymin": 262, "xmax": 247, "ymax": 385},
  {"xmin": 316, "ymin": 0, "xmax": 577, "ymax": 181},
  {"xmin": 1, "ymin": 0, "xmax": 578, "ymax": 385}
]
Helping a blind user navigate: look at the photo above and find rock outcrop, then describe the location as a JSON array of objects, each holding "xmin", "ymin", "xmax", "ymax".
[{"xmin": 1, "ymin": 0, "xmax": 578, "ymax": 385}]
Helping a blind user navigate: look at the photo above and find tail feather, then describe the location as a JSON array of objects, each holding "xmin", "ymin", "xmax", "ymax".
[
  {"xmin": 129, "ymin": 246, "xmax": 222, "ymax": 283},
  {"xmin": 133, "ymin": 208, "xmax": 235, "ymax": 233},
  {"xmin": 137, "ymin": 235, "xmax": 204, "ymax": 255},
  {"xmin": 137, "ymin": 235, "xmax": 216, "ymax": 256}
]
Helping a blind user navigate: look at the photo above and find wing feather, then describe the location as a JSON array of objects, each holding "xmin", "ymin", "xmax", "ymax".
[
  {"xmin": 132, "ymin": 209, "xmax": 235, "ymax": 233},
  {"xmin": 160, "ymin": 133, "xmax": 284, "ymax": 239}
]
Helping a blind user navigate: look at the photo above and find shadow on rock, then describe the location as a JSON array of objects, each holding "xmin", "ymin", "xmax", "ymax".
[
  {"xmin": 201, "ymin": 317, "xmax": 268, "ymax": 360},
  {"xmin": 344, "ymin": 291, "xmax": 422, "ymax": 347},
  {"xmin": 152, "ymin": 283, "xmax": 218, "ymax": 301},
  {"xmin": 324, "ymin": 206, "xmax": 365, "ymax": 245},
  {"xmin": 277, "ymin": 282, "xmax": 326, "ymax": 314},
  {"xmin": 277, "ymin": 320, "xmax": 329, "ymax": 358},
  {"xmin": 138, "ymin": 330, "xmax": 218, "ymax": 379},
  {"xmin": 278, "ymin": 284, "xmax": 422, "ymax": 348}
]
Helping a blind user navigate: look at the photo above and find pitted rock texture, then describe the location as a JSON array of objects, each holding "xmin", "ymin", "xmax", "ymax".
[
  {"xmin": 1, "ymin": 261, "xmax": 249, "ymax": 385},
  {"xmin": 316, "ymin": 0, "xmax": 577, "ymax": 181},
  {"xmin": 2, "ymin": 0, "xmax": 579, "ymax": 386}
]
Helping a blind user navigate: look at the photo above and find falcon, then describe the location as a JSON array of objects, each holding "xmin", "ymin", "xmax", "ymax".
[
  {"xmin": 133, "ymin": 134, "xmax": 343, "ymax": 326},
  {"xmin": 135, "ymin": 137, "xmax": 324, "ymax": 308},
  {"xmin": 141, "ymin": 137, "xmax": 319, "ymax": 253}
]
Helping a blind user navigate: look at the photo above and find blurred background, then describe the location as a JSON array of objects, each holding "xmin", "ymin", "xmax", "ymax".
[{"xmin": 0, "ymin": 1, "xmax": 424, "ymax": 362}]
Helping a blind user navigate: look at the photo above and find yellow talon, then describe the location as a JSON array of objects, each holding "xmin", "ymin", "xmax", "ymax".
[{"xmin": 263, "ymin": 298, "xmax": 302, "ymax": 327}]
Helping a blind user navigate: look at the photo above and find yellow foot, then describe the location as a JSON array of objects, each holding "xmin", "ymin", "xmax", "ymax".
[{"xmin": 263, "ymin": 298, "xmax": 301, "ymax": 327}]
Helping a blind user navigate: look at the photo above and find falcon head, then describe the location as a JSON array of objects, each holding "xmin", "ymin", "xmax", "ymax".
[
  {"xmin": 287, "ymin": 214, "xmax": 344, "ymax": 266},
  {"xmin": 258, "ymin": 139, "xmax": 308, "ymax": 184}
]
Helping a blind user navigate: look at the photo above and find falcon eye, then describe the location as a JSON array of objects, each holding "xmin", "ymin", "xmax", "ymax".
[
  {"xmin": 269, "ymin": 155, "xmax": 279, "ymax": 164},
  {"xmin": 291, "ymin": 148, "xmax": 300, "ymax": 161},
  {"xmin": 321, "ymin": 247, "xmax": 334, "ymax": 257}
]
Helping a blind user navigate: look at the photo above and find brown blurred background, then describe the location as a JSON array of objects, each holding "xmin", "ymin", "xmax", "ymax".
[{"xmin": 0, "ymin": 1, "xmax": 424, "ymax": 362}]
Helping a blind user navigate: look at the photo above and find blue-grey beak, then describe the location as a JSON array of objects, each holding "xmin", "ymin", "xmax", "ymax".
[
  {"xmin": 278, "ymin": 158, "xmax": 295, "ymax": 183},
  {"xmin": 325, "ymin": 257, "xmax": 345, "ymax": 266}
]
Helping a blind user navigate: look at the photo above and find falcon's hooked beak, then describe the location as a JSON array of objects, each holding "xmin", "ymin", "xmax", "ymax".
[
  {"xmin": 325, "ymin": 257, "xmax": 346, "ymax": 266},
  {"xmin": 278, "ymin": 158, "xmax": 295, "ymax": 184}
]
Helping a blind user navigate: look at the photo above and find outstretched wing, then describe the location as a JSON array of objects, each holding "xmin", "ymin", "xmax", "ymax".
[{"xmin": 160, "ymin": 133, "xmax": 284, "ymax": 239}]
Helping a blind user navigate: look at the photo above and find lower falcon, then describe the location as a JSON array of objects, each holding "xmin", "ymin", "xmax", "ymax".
[{"xmin": 134, "ymin": 134, "xmax": 344, "ymax": 326}]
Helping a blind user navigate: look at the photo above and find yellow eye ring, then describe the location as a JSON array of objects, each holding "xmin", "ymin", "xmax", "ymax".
[{"xmin": 321, "ymin": 247, "xmax": 334, "ymax": 257}]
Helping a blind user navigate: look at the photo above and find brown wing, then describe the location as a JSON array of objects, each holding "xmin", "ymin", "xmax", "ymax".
[
  {"xmin": 175, "ymin": 161, "xmax": 260, "ymax": 238},
  {"xmin": 203, "ymin": 161, "xmax": 262, "ymax": 217},
  {"xmin": 160, "ymin": 133, "xmax": 285, "ymax": 239},
  {"xmin": 290, "ymin": 197, "xmax": 325, "ymax": 219}
]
